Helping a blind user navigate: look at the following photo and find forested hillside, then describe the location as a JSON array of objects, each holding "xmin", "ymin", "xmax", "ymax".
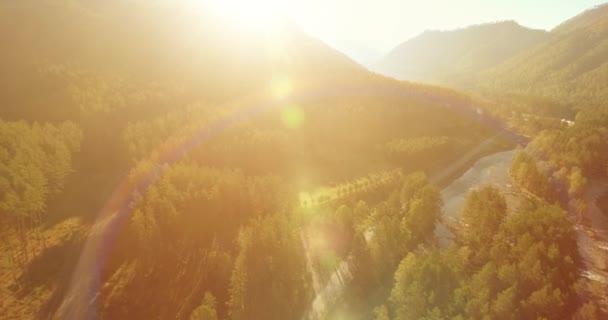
[
  {"xmin": 375, "ymin": 3, "xmax": 608, "ymax": 117},
  {"xmin": 0, "ymin": 1, "xmax": 513, "ymax": 319},
  {"xmin": 374, "ymin": 21, "xmax": 549, "ymax": 83},
  {"xmin": 455, "ymin": 4, "xmax": 608, "ymax": 118},
  {"xmin": 480, "ymin": 13, "xmax": 608, "ymax": 112}
]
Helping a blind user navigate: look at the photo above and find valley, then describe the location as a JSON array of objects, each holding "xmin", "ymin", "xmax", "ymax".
[{"xmin": 1, "ymin": 1, "xmax": 607, "ymax": 320}]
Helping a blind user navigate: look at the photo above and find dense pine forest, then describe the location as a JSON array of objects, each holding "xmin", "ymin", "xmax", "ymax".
[{"xmin": 1, "ymin": 1, "xmax": 607, "ymax": 320}]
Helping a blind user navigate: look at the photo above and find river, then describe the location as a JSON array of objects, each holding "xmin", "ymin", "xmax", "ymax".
[
  {"xmin": 436, "ymin": 149, "xmax": 517, "ymax": 245},
  {"xmin": 306, "ymin": 148, "xmax": 608, "ymax": 318}
]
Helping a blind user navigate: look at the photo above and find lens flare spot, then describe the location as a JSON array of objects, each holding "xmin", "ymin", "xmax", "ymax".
[
  {"xmin": 319, "ymin": 251, "xmax": 339, "ymax": 271},
  {"xmin": 281, "ymin": 105, "xmax": 305, "ymax": 129},
  {"xmin": 270, "ymin": 76, "xmax": 292, "ymax": 100}
]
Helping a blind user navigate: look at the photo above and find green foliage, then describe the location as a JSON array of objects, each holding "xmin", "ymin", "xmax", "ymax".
[
  {"xmin": 379, "ymin": 183, "xmax": 581, "ymax": 320},
  {"xmin": 0, "ymin": 120, "xmax": 82, "ymax": 218},
  {"xmin": 400, "ymin": 184, "xmax": 442, "ymax": 247},
  {"xmin": 190, "ymin": 292, "xmax": 218, "ymax": 320},
  {"xmin": 510, "ymin": 150, "xmax": 558, "ymax": 202},
  {"xmin": 228, "ymin": 214, "xmax": 312, "ymax": 320},
  {"xmin": 129, "ymin": 163, "xmax": 291, "ymax": 251},
  {"xmin": 102, "ymin": 163, "xmax": 292, "ymax": 319},
  {"xmin": 481, "ymin": 9, "xmax": 608, "ymax": 109},
  {"xmin": 460, "ymin": 186, "xmax": 507, "ymax": 264},
  {"xmin": 119, "ymin": 87, "xmax": 493, "ymax": 182},
  {"xmin": 568, "ymin": 167, "xmax": 587, "ymax": 197},
  {"xmin": 365, "ymin": 173, "xmax": 440, "ymax": 278},
  {"xmin": 509, "ymin": 107, "xmax": 607, "ymax": 225},
  {"xmin": 382, "ymin": 136, "xmax": 471, "ymax": 169},
  {"xmin": 389, "ymin": 251, "xmax": 458, "ymax": 320},
  {"xmin": 373, "ymin": 305, "xmax": 390, "ymax": 320}
]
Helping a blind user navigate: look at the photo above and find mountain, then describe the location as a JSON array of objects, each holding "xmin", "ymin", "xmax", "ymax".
[
  {"xmin": 480, "ymin": 3, "xmax": 608, "ymax": 109},
  {"xmin": 374, "ymin": 21, "xmax": 549, "ymax": 84},
  {"xmin": 0, "ymin": 0, "xmax": 367, "ymax": 120}
]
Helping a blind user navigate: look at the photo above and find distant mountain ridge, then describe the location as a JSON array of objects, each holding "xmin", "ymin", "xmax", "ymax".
[
  {"xmin": 374, "ymin": 3, "xmax": 608, "ymax": 110},
  {"xmin": 374, "ymin": 21, "xmax": 549, "ymax": 83},
  {"xmin": 479, "ymin": 3, "xmax": 608, "ymax": 108}
]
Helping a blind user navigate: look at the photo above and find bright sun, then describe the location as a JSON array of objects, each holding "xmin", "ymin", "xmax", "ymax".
[{"xmin": 184, "ymin": 0, "xmax": 295, "ymax": 31}]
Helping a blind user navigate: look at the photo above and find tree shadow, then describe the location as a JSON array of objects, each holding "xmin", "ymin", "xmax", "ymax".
[{"xmin": 15, "ymin": 236, "xmax": 84, "ymax": 319}]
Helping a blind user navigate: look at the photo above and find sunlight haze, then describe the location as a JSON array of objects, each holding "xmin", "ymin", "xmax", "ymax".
[
  {"xmin": 2, "ymin": 1, "xmax": 608, "ymax": 319},
  {"xmin": 284, "ymin": 0, "xmax": 608, "ymax": 63}
]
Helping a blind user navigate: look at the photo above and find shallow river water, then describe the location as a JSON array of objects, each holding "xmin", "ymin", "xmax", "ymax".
[{"xmin": 437, "ymin": 150, "xmax": 515, "ymax": 243}]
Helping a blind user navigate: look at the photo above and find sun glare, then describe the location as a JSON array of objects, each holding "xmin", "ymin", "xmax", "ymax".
[
  {"xmin": 270, "ymin": 75, "xmax": 293, "ymax": 100},
  {"xmin": 185, "ymin": 0, "xmax": 295, "ymax": 31},
  {"xmin": 281, "ymin": 105, "xmax": 305, "ymax": 129}
]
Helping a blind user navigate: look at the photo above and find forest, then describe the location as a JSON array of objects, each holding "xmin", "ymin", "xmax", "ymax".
[{"xmin": 1, "ymin": 1, "xmax": 607, "ymax": 320}]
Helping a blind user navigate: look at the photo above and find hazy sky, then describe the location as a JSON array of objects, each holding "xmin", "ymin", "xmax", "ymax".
[{"xmin": 287, "ymin": 0, "xmax": 607, "ymax": 63}]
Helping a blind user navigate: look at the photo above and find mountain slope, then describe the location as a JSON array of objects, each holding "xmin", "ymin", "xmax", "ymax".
[
  {"xmin": 374, "ymin": 21, "xmax": 549, "ymax": 83},
  {"xmin": 0, "ymin": 0, "xmax": 367, "ymax": 121},
  {"xmin": 552, "ymin": 3, "xmax": 608, "ymax": 34},
  {"xmin": 481, "ymin": 6, "xmax": 608, "ymax": 109}
]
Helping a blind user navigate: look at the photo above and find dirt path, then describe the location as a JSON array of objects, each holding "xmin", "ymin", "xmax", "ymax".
[{"xmin": 577, "ymin": 180, "xmax": 608, "ymax": 311}]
